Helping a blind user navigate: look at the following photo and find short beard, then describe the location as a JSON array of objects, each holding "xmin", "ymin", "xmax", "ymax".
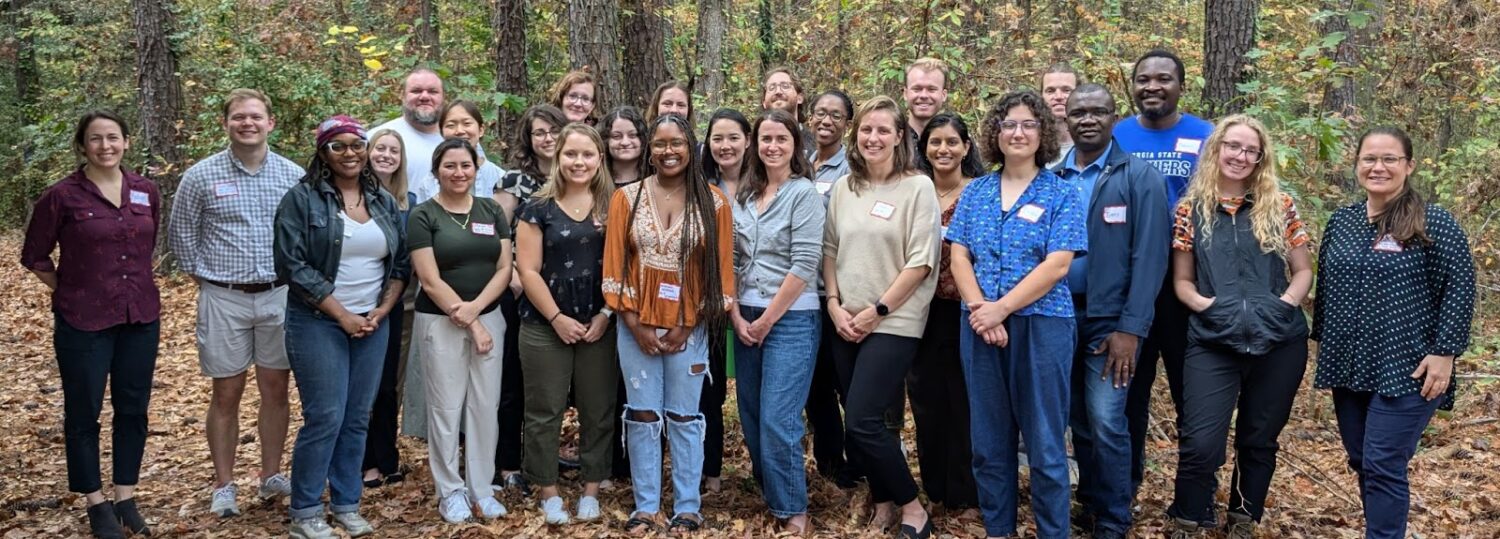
[
  {"xmin": 1140, "ymin": 101, "xmax": 1177, "ymax": 121},
  {"xmin": 406, "ymin": 107, "xmax": 439, "ymax": 127}
]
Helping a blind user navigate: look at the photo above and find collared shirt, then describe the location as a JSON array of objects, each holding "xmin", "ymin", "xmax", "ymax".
[
  {"xmin": 22, "ymin": 167, "xmax": 162, "ymax": 331},
  {"xmin": 1056, "ymin": 143, "xmax": 1113, "ymax": 294},
  {"xmin": 732, "ymin": 178, "xmax": 825, "ymax": 310},
  {"xmin": 946, "ymin": 169, "xmax": 1087, "ymax": 318},
  {"xmin": 169, "ymin": 149, "xmax": 303, "ymax": 283},
  {"xmin": 809, "ymin": 144, "xmax": 849, "ymax": 203}
]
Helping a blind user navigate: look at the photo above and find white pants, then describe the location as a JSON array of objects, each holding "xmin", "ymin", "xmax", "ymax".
[{"xmin": 418, "ymin": 309, "xmax": 505, "ymax": 499}]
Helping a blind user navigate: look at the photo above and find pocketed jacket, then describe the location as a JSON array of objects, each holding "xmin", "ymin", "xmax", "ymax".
[{"xmin": 1184, "ymin": 195, "xmax": 1308, "ymax": 355}]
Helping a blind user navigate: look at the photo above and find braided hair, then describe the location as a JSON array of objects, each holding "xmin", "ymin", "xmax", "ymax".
[{"xmin": 305, "ymin": 144, "xmax": 380, "ymax": 210}]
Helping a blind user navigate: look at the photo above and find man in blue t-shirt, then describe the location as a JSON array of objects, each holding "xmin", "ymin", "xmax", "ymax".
[{"xmin": 1111, "ymin": 49, "xmax": 1215, "ymax": 500}]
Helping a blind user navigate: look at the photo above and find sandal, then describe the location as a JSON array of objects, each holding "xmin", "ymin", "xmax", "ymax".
[
  {"xmin": 667, "ymin": 514, "xmax": 703, "ymax": 533},
  {"xmin": 623, "ymin": 515, "xmax": 657, "ymax": 536}
]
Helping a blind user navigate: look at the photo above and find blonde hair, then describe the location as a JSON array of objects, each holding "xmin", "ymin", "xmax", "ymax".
[
  {"xmin": 534, "ymin": 123, "xmax": 613, "ymax": 221},
  {"xmin": 905, "ymin": 57, "xmax": 948, "ymax": 85},
  {"xmin": 221, "ymin": 88, "xmax": 272, "ymax": 119},
  {"xmin": 366, "ymin": 128, "xmax": 410, "ymax": 210},
  {"xmin": 1178, "ymin": 114, "xmax": 1289, "ymax": 255}
]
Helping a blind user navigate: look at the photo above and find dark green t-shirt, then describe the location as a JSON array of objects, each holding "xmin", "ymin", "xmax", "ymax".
[{"xmin": 407, "ymin": 196, "xmax": 509, "ymax": 315}]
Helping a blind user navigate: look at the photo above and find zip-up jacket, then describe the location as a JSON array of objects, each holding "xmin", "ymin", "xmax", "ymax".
[{"xmin": 1185, "ymin": 195, "xmax": 1308, "ymax": 355}]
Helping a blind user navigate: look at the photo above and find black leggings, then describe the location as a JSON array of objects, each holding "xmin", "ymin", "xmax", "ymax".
[
  {"xmin": 907, "ymin": 298, "xmax": 977, "ymax": 508},
  {"xmin": 831, "ymin": 332, "xmax": 921, "ymax": 505},
  {"xmin": 804, "ymin": 305, "xmax": 849, "ymax": 478},
  {"xmin": 700, "ymin": 333, "xmax": 728, "ymax": 478},
  {"xmin": 496, "ymin": 290, "xmax": 524, "ymax": 472},
  {"xmin": 363, "ymin": 303, "xmax": 407, "ymax": 475}
]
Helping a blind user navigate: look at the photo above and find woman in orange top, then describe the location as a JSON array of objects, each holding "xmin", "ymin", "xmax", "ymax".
[{"xmin": 602, "ymin": 113, "xmax": 734, "ymax": 535}]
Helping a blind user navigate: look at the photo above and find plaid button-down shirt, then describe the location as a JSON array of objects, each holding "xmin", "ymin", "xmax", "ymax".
[{"xmin": 168, "ymin": 149, "xmax": 303, "ymax": 283}]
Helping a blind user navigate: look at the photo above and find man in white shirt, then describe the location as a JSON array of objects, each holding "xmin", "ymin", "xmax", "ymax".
[{"xmin": 373, "ymin": 68, "xmax": 446, "ymax": 204}]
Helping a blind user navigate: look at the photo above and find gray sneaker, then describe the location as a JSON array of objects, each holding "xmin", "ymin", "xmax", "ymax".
[
  {"xmin": 1226, "ymin": 512, "xmax": 1256, "ymax": 539},
  {"xmin": 258, "ymin": 473, "xmax": 292, "ymax": 500},
  {"xmin": 1170, "ymin": 517, "xmax": 1206, "ymax": 539},
  {"xmin": 209, "ymin": 483, "xmax": 240, "ymax": 518},
  {"xmin": 288, "ymin": 516, "xmax": 334, "ymax": 539},
  {"xmin": 331, "ymin": 511, "xmax": 375, "ymax": 537}
]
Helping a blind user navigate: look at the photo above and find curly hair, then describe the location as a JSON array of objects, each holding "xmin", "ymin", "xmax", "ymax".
[
  {"xmin": 1179, "ymin": 114, "xmax": 1291, "ymax": 255},
  {"xmin": 506, "ymin": 104, "xmax": 568, "ymax": 180},
  {"xmin": 600, "ymin": 106, "xmax": 652, "ymax": 182},
  {"xmin": 980, "ymin": 90, "xmax": 1060, "ymax": 170}
]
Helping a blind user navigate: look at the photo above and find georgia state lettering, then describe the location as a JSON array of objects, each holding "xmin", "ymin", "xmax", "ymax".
[{"xmin": 1113, "ymin": 113, "xmax": 1216, "ymax": 210}]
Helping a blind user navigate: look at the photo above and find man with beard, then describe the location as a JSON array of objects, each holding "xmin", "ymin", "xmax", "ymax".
[
  {"xmin": 373, "ymin": 68, "xmax": 446, "ymax": 203},
  {"xmin": 1041, "ymin": 63, "xmax": 1081, "ymax": 168},
  {"xmin": 1052, "ymin": 84, "xmax": 1170, "ymax": 538},
  {"xmin": 762, "ymin": 67, "xmax": 815, "ymax": 154},
  {"xmin": 1112, "ymin": 49, "xmax": 1214, "ymax": 496},
  {"xmin": 903, "ymin": 58, "xmax": 948, "ymax": 156}
]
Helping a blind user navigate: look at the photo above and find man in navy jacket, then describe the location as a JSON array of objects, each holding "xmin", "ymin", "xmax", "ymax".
[{"xmin": 1051, "ymin": 83, "xmax": 1170, "ymax": 539}]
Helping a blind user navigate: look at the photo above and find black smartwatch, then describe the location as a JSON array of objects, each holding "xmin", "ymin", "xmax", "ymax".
[{"xmin": 875, "ymin": 301, "xmax": 891, "ymax": 317}]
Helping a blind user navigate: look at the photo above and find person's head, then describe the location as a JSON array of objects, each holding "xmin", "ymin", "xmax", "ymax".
[
  {"xmin": 1132, "ymin": 49, "xmax": 1186, "ymax": 121},
  {"xmin": 1041, "ymin": 63, "xmax": 1081, "ymax": 120},
  {"xmin": 916, "ymin": 112, "xmax": 985, "ymax": 180},
  {"xmin": 221, "ymin": 88, "xmax": 276, "ymax": 149},
  {"xmin": 549, "ymin": 69, "xmax": 599, "ymax": 124},
  {"xmin": 740, "ymin": 109, "xmax": 813, "ymax": 205},
  {"xmin": 810, "ymin": 90, "xmax": 854, "ymax": 150},
  {"xmin": 508, "ymin": 104, "xmax": 567, "ymax": 179},
  {"xmin": 308, "ymin": 115, "xmax": 375, "ymax": 190},
  {"xmin": 73, "ymin": 111, "xmax": 130, "ymax": 170},
  {"xmin": 649, "ymin": 113, "xmax": 700, "ymax": 181},
  {"xmin": 1180, "ymin": 115, "xmax": 1289, "ymax": 253},
  {"xmin": 761, "ymin": 67, "xmax": 805, "ymax": 122},
  {"xmin": 431, "ymin": 137, "xmax": 479, "ymax": 197},
  {"xmin": 440, "ymin": 100, "xmax": 487, "ymax": 148},
  {"xmin": 534, "ymin": 124, "xmax": 613, "ymax": 220},
  {"xmin": 703, "ymin": 108, "xmax": 752, "ymax": 181},
  {"xmin": 847, "ymin": 96, "xmax": 915, "ymax": 190},
  {"xmin": 366, "ymin": 129, "xmax": 409, "ymax": 208},
  {"xmin": 1356, "ymin": 127, "xmax": 1429, "ymax": 244},
  {"xmin": 1065, "ymin": 83, "xmax": 1118, "ymax": 154},
  {"xmin": 903, "ymin": 58, "xmax": 949, "ymax": 126},
  {"xmin": 647, "ymin": 80, "xmax": 693, "ymax": 124},
  {"xmin": 981, "ymin": 90, "xmax": 1059, "ymax": 170},
  {"xmin": 400, "ymin": 68, "xmax": 446, "ymax": 127},
  {"xmin": 601, "ymin": 106, "xmax": 650, "ymax": 181}
]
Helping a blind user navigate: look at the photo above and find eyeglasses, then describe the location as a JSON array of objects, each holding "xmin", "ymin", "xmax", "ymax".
[
  {"xmin": 999, "ymin": 120, "xmax": 1041, "ymax": 133},
  {"xmin": 565, "ymin": 93, "xmax": 594, "ymax": 105},
  {"xmin": 1220, "ymin": 141, "xmax": 1265, "ymax": 164},
  {"xmin": 1066, "ymin": 108, "xmax": 1115, "ymax": 120},
  {"xmin": 765, "ymin": 81, "xmax": 795, "ymax": 92},
  {"xmin": 811, "ymin": 110, "xmax": 846, "ymax": 122},
  {"xmin": 530, "ymin": 128, "xmax": 562, "ymax": 139},
  {"xmin": 325, "ymin": 140, "xmax": 368, "ymax": 154},
  {"xmin": 650, "ymin": 139, "xmax": 690, "ymax": 151},
  {"xmin": 1358, "ymin": 155, "xmax": 1408, "ymax": 167}
]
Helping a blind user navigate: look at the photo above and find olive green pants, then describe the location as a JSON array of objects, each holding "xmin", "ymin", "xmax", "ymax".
[{"xmin": 518, "ymin": 321, "xmax": 619, "ymax": 485}]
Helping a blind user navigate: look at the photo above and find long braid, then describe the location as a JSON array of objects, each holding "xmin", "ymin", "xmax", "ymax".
[{"xmin": 685, "ymin": 162, "xmax": 728, "ymax": 353}]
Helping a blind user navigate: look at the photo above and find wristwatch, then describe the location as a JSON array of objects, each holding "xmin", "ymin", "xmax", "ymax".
[{"xmin": 875, "ymin": 301, "xmax": 891, "ymax": 317}]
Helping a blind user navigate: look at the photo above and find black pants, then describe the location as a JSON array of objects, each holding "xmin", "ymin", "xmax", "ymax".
[
  {"xmin": 55, "ymin": 314, "xmax": 160, "ymax": 493},
  {"xmin": 610, "ymin": 374, "xmax": 631, "ymax": 479},
  {"xmin": 1127, "ymin": 282, "xmax": 1188, "ymax": 489},
  {"xmin": 804, "ymin": 303, "xmax": 849, "ymax": 478},
  {"xmin": 907, "ymin": 298, "xmax": 977, "ymax": 508},
  {"xmin": 495, "ymin": 289, "xmax": 524, "ymax": 472},
  {"xmin": 700, "ymin": 332, "xmax": 728, "ymax": 478},
  {"xmin": 363, "ymin": 303, "xmax": 407, "ymax": 475},
  {"xmin": 1168, "ymin": 338, "xmax": 1307, "ymax": 524},
  {"xmin": 832, "ymin": 332, "xmax": 921, "ymax": 505}
]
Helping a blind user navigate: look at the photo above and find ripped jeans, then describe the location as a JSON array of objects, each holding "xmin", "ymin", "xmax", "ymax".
[{"xmin": 617, "ymin": 322, "xmax": 709, "ymax": 517}]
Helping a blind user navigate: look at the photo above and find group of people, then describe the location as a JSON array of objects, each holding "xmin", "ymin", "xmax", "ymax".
[{"xmin": 23, "ymin": 47, "xmax": 1474, "ymax": 539}]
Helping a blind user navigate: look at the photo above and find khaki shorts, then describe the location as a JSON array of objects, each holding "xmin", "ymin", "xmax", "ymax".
[{"xmin": 196, "ymin": 283, "xmax": 290, "ymax": 377}]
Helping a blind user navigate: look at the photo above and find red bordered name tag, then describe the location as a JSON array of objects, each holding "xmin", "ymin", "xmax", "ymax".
[{"xmin": 1373, "ymin": 234, "xmax": 1403, "ymax": 252}]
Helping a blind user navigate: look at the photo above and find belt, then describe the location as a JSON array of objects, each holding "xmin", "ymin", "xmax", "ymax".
[{"xmin": 204, "ymin": 279, "xmax": 286, "ymax": 294}]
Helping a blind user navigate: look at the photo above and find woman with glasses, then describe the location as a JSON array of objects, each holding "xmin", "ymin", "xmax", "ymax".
[
  {"xmin": 1312, "ymin": 127, "xmax": 1473, "ymax": 539},
  {"xmin": 948, "ymin": 91, "xmax": 1084, "ymax": 539},
  {"xmin": 550, "ymin": 70, "xmax": 599, "ymax": 125},
  {"xmin": 1166, "ymin": 115, "xmax": 1313, "ymax": 539}
]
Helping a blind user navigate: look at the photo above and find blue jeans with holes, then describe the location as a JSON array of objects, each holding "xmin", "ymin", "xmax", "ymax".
[
  {"xmin": 285, "ymin": 301, "xmax": 389, "ymax": 519},
  {"xmin": 734, "ymin": 307, "xmax": 820, "ymax": 518},
  {"xmin": 1332, "ymin": 389, "xmax": 1442, "ymax": 539},
  {"xmin": 617, "ymin": 322, "xmax": 709, "ymax": 517},
  {"xmin": 1069, "ymin": 315, "xmax": 1135, "ymax": 534}
]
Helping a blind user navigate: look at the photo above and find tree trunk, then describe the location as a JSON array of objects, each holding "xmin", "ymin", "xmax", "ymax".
[
  {"xmin": 1017, "ymin": 0, "xmax": 1032, "ymax": 51},
  {"xmin": 568, "ymin": 0, "xmax": 623, "ymax": 113},
  {"xmin": 758, "ymin": 0, "xmax": 776, "ymax": 73},
  {"xmin": 1201, "ymin": 0, "xmax": 1259, "ymax": 118},
  {"xmin": 695, "ymin": 0, "xmax": 728, "ymax": 111},
  {"xmin": 7, "ymin": 2, "xmax": 39, "ymax": 124},
  {"xmin": 1318, "ymin": 0, "xmax": 1358, "ymax": 120},
  {"xmin": 621, "ymin": 0, "xmax": 671, "ymax": 109},
  {"xmin": 415, "ymin": 0, "xmax": 440, "ymax": 63},
  {"xmin": 492, "ymin": 0, "xmax": 527, "ymax": 138},
  {"xmin": 131, "ymin": 0, "xmax": 186, "ymax": 264}
]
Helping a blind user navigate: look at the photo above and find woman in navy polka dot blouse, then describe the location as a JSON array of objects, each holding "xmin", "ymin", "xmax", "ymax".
[{"xmin": 1311, "ymin": 127, "xmax": 1475, "ymax": 539}]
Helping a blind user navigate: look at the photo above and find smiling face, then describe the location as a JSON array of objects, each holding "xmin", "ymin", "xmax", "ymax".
[
  {"xmin": 998, "ymin": 105, "xmax": 1041, "ymax": 162},
  {"xmin": 708, "ymin": 118, "xmax": 748, "ymax": 171},
  {"xmin": 1041, "ymin": 72, "xmax": 1077, "ymax": 119},
  {"xmin": 81, "ymin": 118, "xmax": 129, "ymax": 170},
  {"xmin": 607, "ymin": 118, "xmax": 642, "ymax": 163},
  {"xmin": 657, "ymin": 88, "xmax": 691, "ymax": 119},
  {"xmin": 441, "ymin": 106, "xmax": 483, "ymax": 147},
  {"xmin": 756, "ymin": 119, "xmax": 795, "ymax": 174},
  {"xmin": 856, "ymin": 109, "xmax": 900, "ymax": 165},
  {"xmin": 368, "ymin": 133, "xmax": 403, "ymax": 177},
  {"xmin": 1216, "ymin": 124, "xmax": 1263, "ymax": 185},
  {"xmin": 650, "ymin": 122, "xmax": 691, "ymax": 178},
  {"xmin": 1132, "ymin": 57, "xmax": 1182, "ymax": 121},
  {"xmin": 903, "ymin": 67, "xmax": 947, "ymax": 123},
  {"xmin": 224, "ymin": 98, "xmax": 275, "ymax": 149},
  {"xmin": 1065, "ymin": 90, "xmax": 1117, "ymax": 153},
  {"xmin": 561, "ymin": 82, "xmax": 596, "ymax": 123},
  {"xmin": 323, "ymin": 133, "xmax": 367, "ymax": 180},
  {"xmin": 810, "ymin": 95, "xmax": 849, "ymax": 149},
  {"xmin": 558, "ymin": 132, "xmax": 602, "ymax": 190},
  {"xmin": 925, "ymin": 124, "xmax": 968, "ymax": 177},
  {"xmin": 1356, "ymin": 133, "xmax": 1414, "ymax": 200},
  {"xmin": 435, "ymin": 147, "xmax": 476, "ymax": 195},
  {"xmin": 402, "ymin": 71, "xmax": 445, "ymax": 126},
  {"xmin": 530, "ymin": 118, "xmax": 561, "ymax": 161},
  {"xmin": 761, "ymin": 72, "xmax": 803, "ymax": 117}
]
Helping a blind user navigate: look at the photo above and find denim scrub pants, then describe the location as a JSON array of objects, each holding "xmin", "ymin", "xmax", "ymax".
[
  {"xmin": 733, "ymin": 306, "xmax": 821, "ymax": 518},
  {"xmin": 617, "ymin": 322, "xmax": 710, "ymax": 517},
  {"xmin": 960, "ymin": 312, "xmax": 1075, "ymax": 539},
  {"xmin": 285, "ymin": 301, "xmax": 389, "ymax": 519}
]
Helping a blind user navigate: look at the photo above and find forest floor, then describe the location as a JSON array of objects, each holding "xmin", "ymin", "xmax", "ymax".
[{"xmin": 2, "ymin": 235, "xmax": 1500, "ymax": 538}]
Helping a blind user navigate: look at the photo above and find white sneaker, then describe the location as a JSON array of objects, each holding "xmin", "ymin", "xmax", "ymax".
[
  {"xmin": 210, "ymin": 483, "xmax": 240, "ymax": 517},
  {"xmin": 473, "ymin": 495, "xmax": 507, "ymax": 520},
  {"xmin": 258, "ymin": 473, "xmax": 292, "ymax": 499},
  {"xmin": 540, "ymin": 496, "xmax": 571, "ymax": 525},
  {"xmin": 331, "ymin": 511, "xmax": 375, "ymax": 537},
  {"xmin": 288, "ymin": 516, "xmax": 334, "ymax": 539},
  {"xmin": 574, "ymin": 496, "xmax": 602, "ymax": 522},
  {"xmin": 439, "ymin": 491, "xmax": 473, "ymax": 524}
]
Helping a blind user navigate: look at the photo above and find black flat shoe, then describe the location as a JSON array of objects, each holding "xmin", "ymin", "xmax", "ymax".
[
  {"xmin": 86, "ymin": 501, "xmax": 126, "ymax": 539},
  {"xmin": 113, "ymin": 498, "xmax": 150, "ymax": 536},
  {"xmin": 898, "ymin": 517, "xmax": 932, "ymax": 539},
  {"xmin": 362, "ymin": 477, "xmax": 383, "ymax": 488},
  {"xmin": 384, "ymin": 471, "xmax": 405, "ymax": 484}
]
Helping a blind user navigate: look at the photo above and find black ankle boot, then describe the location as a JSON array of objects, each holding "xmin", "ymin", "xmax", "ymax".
[
  {"xmin": 86, "ymin": 501, "xmax": 127, "ymax": 539},
  {"xmin": 114, "ymin": 498, "xmax": 150, "ymax": 536}
]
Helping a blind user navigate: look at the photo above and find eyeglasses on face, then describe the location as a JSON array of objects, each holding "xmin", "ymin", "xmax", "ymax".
[
  {"xmin": 325, "ymin": 140, "xmax": 368, "ymax": 154},
  {"xmin": 650, "ymin": 139, "xmax": 690, "ymax": 151},
  {"xmin": 999, "ymin": 120, "xmax": 1041, "ymax": 133},
  {"xmin": 531, "ymin": 128, "xmax": 562, "ymax": 139},
  {"xmin": 566, "ymin": 93, "xmax": 594, "ymax": 105},
  {"xmin": 811, "ymin": 110, "xmax": 846, "ymax": 122},
  {"xmin": 1220, "ymin": 141, "xmax": 1265, "ymax": 164},
  {"xmin": 1358, "ymin": 155, "xmax": 1407, "ymax": 167}
]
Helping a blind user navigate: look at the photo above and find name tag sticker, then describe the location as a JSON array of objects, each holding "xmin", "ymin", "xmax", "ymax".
[
  {"xmin": 657, "ymin": 283, "xmax": 682, "ymax": 302},
  {"xmin": 214, "ymin": 182, "xmax": 239, "ymax": 198},
  {"xmin": 1104, "ymin": 205, "xmax": 1128, "ymax": 224},
  {"xmin": 1017, "ymin": 203, "xmax": 1045, "ymax": 223},
  {"xmin": 472, "ymin": 222, "xmax": 496, "ymax": 236},
  {"xmin": 129, "ymin": 190, "xmax": 151, "ymax": 207},
  {"xmin": 815, "ymin": 181, "xmax": 833, "ymax": 195},
  {"xmin": 941, "ymin": 225, "xmax": 950, "ymax": 239},
  {"xmin": 870, "ymin": 201, "xmax": 897, "ymax": 220},
  {"xmin": 1373, "ymin": 234, "xmax": 1404, "ymax": 252},
  {"xmin": 1175, "ymin": 138, "xmax": 1204, "ymax": 155}
]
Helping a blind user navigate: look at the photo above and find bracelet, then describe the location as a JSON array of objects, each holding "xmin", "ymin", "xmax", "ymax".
[
  {"xmin": 599, "ymin": 307, "xmax": 615, "ymax": 318},
  {"xmin": 549, "ymin": 311, "xmax": 564, "ymax": 322},
  {"xmin": 827, "ymin": 295, "xmax": 841, "ymax": 304}
]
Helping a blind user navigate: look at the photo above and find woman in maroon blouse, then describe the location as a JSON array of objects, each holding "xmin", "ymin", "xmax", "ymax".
[{"xmin": 20, "ymin": 111, "xmax": 161, "ymax": 539}]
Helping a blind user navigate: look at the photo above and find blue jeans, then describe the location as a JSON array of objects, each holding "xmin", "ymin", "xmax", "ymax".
[
  {"xmin": 960, "ymin": 313, "xmax": 1074, "ymax": 539},
  {"xmin": 285, "ymin": 302, "xmax": 389, "ymax": 519},
  {"xmin": 617, "ymin": 322, "xmax": 709, "ymax": 517},
  {"xmin": 1069, "ymin": 315, "xmax": 1134, "ymax": 533},
  {"xmin": 734, "ymin": 307, "xmax": 820, "ymax": 518},
  {"xmin": 1332, "ymin": 389, "xmax": 1442, "ymax": 539}
]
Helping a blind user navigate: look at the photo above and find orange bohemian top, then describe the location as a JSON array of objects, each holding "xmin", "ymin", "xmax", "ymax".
[{"xmin": 602, "ymin": 180, "xmax": 736, "ymax": 329}]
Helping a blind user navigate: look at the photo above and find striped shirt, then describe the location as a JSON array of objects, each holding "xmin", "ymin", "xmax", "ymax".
[{"xmin": 169, "ymin": 149, "xmax": 303, "ymax": 283}]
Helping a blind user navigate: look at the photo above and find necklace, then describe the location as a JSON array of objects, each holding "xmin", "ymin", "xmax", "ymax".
[
  {"xmin": 937, "ymin": 179, "xmax": 968, "ymax": 199},
  {"xmin": 657, "ymin": 177, "xmax": 685, "ymax": 201},
  {"xmin": 439, "ymin": 195, "xmax": 472, "ymax": 229}
]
